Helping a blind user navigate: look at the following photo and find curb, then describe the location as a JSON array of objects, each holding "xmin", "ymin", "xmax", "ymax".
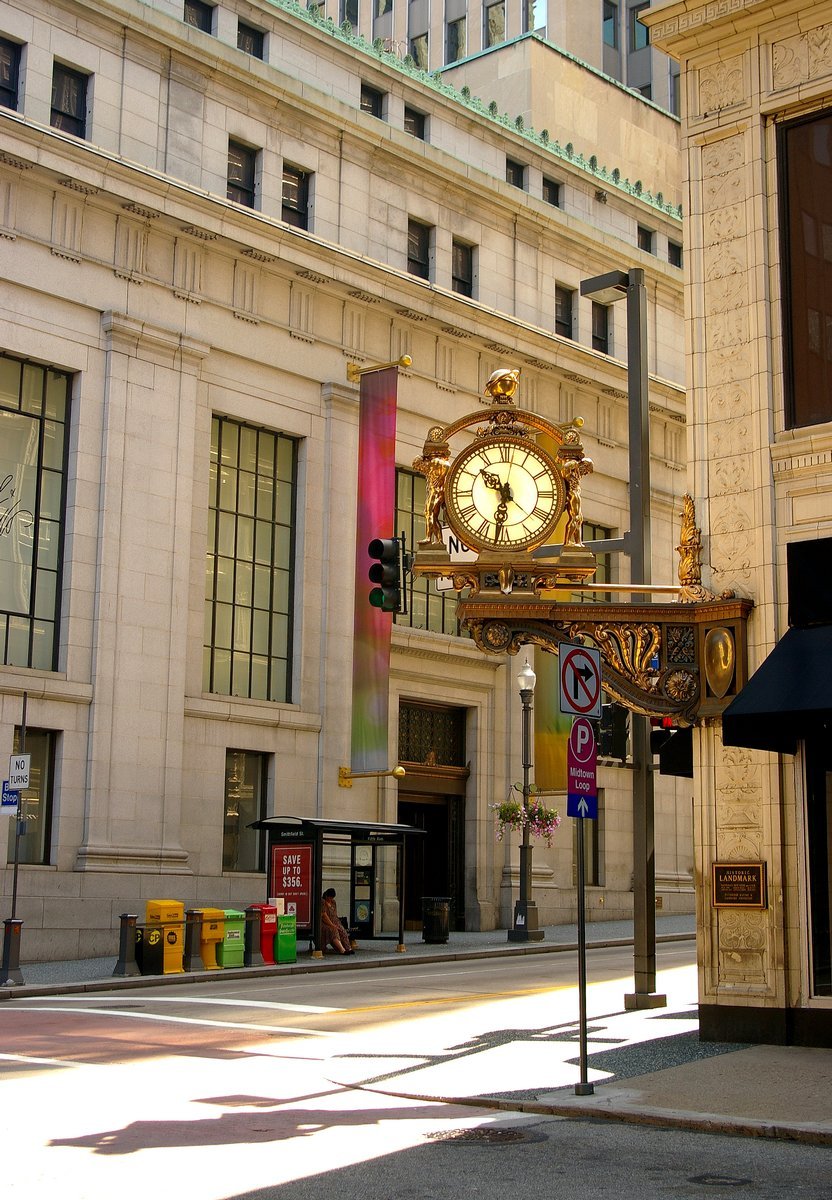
[
  {"xmin": 360, "ymin": 1085, "xmax": 832, "ymax": 1147},
  {"xmin": 0, "ymin": 932, "xmax": 695, "ymax": 1001}
]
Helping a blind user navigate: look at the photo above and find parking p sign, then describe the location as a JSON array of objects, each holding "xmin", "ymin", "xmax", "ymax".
[
  {"xmin": 8, "ymin": 755, "xmax": 30, "ymax": 790},
  {"xmin": 567, "ymin": 718, "xmax": 598, "ymax": 820}
]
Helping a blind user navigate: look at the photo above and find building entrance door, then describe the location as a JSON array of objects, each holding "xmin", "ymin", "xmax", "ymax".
[{"xmin": 398, "ymin": 793, "xmax": 464, "ymax": 930}]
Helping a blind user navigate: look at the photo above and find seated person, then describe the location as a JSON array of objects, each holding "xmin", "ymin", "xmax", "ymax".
[{"xmin": 321, "ymin": 888, "xmax": 356, "ymax": 954}]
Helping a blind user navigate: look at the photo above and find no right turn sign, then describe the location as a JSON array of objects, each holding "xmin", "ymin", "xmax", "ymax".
[{"xmin": 559, "ymin": 644, "xmax": 602, "ymax": 719}]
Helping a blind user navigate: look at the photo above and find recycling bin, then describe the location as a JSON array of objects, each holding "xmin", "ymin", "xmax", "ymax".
[
  {"xmin": 248, "ymin": 902, "xmax": 277, "ymax": 965},
  {"xmin": 197, "ymin": 907, "xmax": 225, "ymax": 969},
  {"xmin": 145, "ymin": 899, "xmax": 184, "ymax": 974},
  {"xmin": 217, "ymin": 908, "xmax": 245, "ymax": 968},
  {"xmin": 276, "ymin": 913, "xmax": 297, "ymax": 963},
  {"xmin": 421, "ymin": 897, "xmax": 450, "ymax": 945}
]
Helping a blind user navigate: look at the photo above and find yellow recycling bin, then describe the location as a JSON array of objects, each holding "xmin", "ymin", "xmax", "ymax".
[
  {"xmin": 145, "ymin": 899, "xmax": 184, "ymax": 974},
  {"xmin": 197, "ymin": 907, "xmax": 225, "ymax": 969}
]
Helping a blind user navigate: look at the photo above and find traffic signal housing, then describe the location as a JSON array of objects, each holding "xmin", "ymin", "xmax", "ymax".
[
  {"xmin": 599, "ymin": 702, "xmax": 628, "ymax": 761},
  {"xmin": 368, "ymin": 535, "xmax": 406, "ymax": 614},
  {"xmin": 649, "ymin": 717, "xmax": 693, "ymax": 778}
]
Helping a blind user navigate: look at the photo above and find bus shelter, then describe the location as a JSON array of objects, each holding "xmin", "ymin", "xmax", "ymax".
[{"xmin": 250, "ymin": 816, "xmax": 424, "ymax": 955}]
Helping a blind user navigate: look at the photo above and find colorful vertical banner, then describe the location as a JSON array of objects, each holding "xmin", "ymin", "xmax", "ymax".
[
  {"xmin": 534, "ymin": 644, "xmax": 571, "ymax": 791},
  {"xmin": 350, "ymin": 366, "xmax": 399, "ymax": 773}
]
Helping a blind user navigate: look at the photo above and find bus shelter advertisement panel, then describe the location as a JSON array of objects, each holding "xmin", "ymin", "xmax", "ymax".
[{"xmin": 270, "ymin": 844, "xmax": 313, "ymax": 928}]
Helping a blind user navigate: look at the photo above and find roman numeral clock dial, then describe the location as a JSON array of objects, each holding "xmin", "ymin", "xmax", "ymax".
[{"xmin": 444, "ymin": 435, "xmax": 565, "ymax": 554}]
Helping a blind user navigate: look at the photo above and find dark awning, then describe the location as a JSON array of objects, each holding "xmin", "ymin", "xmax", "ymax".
[
  {"xmin": 249, "ymin": 815, "xmax": 423, "ymax": 840},
  {"xmin": 722, "ymin": 625, "xmax": 832, "ymax": 754}
]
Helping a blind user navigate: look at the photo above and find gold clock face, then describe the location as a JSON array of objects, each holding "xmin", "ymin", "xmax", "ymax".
[{"xmin": 445, "ymin": 436, "xmax": 565, "ymax": 552}]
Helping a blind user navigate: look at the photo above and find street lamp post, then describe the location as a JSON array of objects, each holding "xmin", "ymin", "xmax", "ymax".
[
  {"xmin": 508, "ymin": 657, "xmax": 544, "ymax": 943},
  {"xmin": 579, "ymin": 268, "xmax": 666, "ymax": 1009}
]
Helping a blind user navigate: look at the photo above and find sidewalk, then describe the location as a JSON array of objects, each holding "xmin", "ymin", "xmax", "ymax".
[{"xmin": 3, "ymin": 914, "xmax": 831, "ymax": 1145}]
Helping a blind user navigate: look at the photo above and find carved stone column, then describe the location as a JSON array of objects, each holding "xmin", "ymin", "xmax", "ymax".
[{"xmin": 76, "ymin": 313, "xmax": 209, "ymax": 873}]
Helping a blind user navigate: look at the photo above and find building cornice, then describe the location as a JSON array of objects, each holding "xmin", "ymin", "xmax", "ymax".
[
  {"xmin": 644, "ymin": 0, "xmax": 776, "ymax": 52},
  {"xmin": 75, "ymin": 0, "xmax": 683, "ymax": 221},
  {"xmin": 0, "ymin": 117, "xmax": 686, "ymax": 407}
]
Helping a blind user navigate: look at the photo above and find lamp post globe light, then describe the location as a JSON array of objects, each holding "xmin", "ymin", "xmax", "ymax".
[{"xmin": 508, "ymin": 656, "xmax": 545, "ymax": 943}]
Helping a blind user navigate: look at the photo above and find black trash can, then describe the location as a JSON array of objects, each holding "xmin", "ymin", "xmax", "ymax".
[{"xmin": 421, "ymin": 897, "xmax": 451, "ymax": 944}]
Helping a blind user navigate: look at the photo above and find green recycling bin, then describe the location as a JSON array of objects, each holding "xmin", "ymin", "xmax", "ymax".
[
  {"xmin": 217, "ymin": 908, "xmax": 246, "ymax": 968},
  {"xmin": 276, "ymin": 913, "xmax": 297, "ymax": 963}
]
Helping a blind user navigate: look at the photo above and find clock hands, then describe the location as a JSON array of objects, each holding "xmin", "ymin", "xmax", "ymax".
[{"xmin": 479, "ymin": 469, "xmax": 515, "ymax": 533}]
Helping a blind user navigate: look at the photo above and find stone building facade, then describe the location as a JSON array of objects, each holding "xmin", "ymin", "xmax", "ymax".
[
  {"xmin": 0, "ymin": 0, "xmax": 688, "ymax": 959},
  {"xmin": 649, "ymin": 0, "xmax": 832, "ymax": 1045}
]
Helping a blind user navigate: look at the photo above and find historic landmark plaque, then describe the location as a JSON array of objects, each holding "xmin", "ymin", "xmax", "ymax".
[{"xmin": 712, "ymin": 862, "xmax": 767, "ymax": 909}]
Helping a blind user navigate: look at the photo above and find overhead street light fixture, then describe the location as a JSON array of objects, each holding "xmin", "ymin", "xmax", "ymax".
[{"xmin": 579, "ymin": 269, "xmax": 630, "ymax": 305}]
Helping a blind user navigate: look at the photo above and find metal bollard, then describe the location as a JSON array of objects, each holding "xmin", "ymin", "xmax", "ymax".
[
  {"xmin": 244, "ymin": 907, "xmax": 265, "ymax": 968},
  {"xmin": 183, "ymin": 908, "xmax": 204, "ymax": 972},
  {"xmin": 113, "ymin": 913, "xmax": 142, "ymax": 977},
  {"xmin": 1, "ymin": 918, "xmax": 24, "ymax": 986}
]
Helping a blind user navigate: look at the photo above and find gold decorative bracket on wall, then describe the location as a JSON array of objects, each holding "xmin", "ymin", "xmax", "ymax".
[
  {"xmin": 455, "ymin": 494, "xmax": 752, "ymax": 724},
  {"xmin": 338, "ymin": 765, "xmax": 407, "ymax": 788}
]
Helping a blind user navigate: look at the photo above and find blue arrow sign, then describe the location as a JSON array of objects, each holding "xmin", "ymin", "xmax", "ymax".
[{"xmin": 567, "ymin": 791, "xmax": 598, "ymax": 819}]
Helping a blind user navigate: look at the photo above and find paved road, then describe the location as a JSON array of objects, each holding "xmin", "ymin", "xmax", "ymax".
[{"xmin": 1, "ymin": 943, "xmax": 828, "ymax": 1199}]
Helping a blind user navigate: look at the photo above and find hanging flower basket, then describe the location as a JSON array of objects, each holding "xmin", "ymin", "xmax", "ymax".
[{"xmin": 492, "ymin": 790, "xmax": 562, "ymax": 848}]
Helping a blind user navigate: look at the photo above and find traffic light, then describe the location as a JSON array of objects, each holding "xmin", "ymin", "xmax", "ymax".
[
  {"xmin": 599, "ymin": 703, "xmax": 628, "ymax": 761},
  {"xmin": 368, "ymin": 535, "xmax": 406, "ymax": 613},
  {"xmin": 650, "ymin": 717, "xmax": 693, "ymax": 778}
]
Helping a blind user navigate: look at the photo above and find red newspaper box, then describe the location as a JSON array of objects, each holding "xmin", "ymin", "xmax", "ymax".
[{"xmin": 248, "ymin": 903, "xmax": 277, "ymax": 965}]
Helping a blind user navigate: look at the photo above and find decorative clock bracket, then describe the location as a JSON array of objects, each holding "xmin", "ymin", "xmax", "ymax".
[{"xmin": 410, "ymin": 370, "xmax": 752, "ymax": 723}]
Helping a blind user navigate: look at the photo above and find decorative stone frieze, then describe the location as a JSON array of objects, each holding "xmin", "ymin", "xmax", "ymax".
[
  {"xmin": 0, "ymin": 150, "xmax": 32, "ymax": 170},
  {"xmin": 51, "ymin": 192, "xmax": 83, "ymax": 261},
  {"xmin": 289, "ymin": 283, "xmax": 315, "ymax": 341},
  {"xmin": 649, "ymin": 0, "xmax": 767, "ymax": 42},
  {"xmin": 698, "ymin": 56, "xmax": 746, "ymax": 115},
  {"xmin": 180, "ymin": 224, "xmax": 217, "ymax": 241},
  {"xmin": 114, "ymin": 216, "xmax": 147, "ymax": 282},
  {"xmin": 232, "ymin": 260, "xmax": 259, "ymax": 323},
  {"xmin": 59, "ymin": 178, "xmax": 99, "ymax": 195},
  {"xmin": 0, "ymin": 178, "xmax": 17, "ymax": 239},
  {"xmin": 173, "ymin": 238, "xmax": 203, "ymax": 302},
  {"xmin": 772, "ymin": 21, "xmax": 832, "ymax": 92},
  {"xmin": 123, "ymin": 201, "xmax": 161, "ymax": 220},
  {"xmin": 241, "ymin": 246, "xmax": 275, "ymax": 263},
  {"xmin": 343, "ymin": 305, "xmax": 365, "ymax": 353}
]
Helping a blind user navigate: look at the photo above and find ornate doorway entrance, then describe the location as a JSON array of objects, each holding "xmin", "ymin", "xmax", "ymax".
[
  {"xmin": 397, "ymin": 701, "xmax": 469, "ymax": 930},
  {"xmin": 398, "ymin": 793, "xmax": 465, "ymax": 930}
]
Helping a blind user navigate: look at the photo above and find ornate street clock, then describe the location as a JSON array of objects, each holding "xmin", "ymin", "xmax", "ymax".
[
  {"xmin": 411, "ymin": 368, "xmax": 597, "ymax": 596},
  {"xmin": 444, "ymin": 434, "xmax": 565, "ymax": 553},
  {"xmin": 408, "ymin": 368, "xmax": 753, "ymax": 729}
]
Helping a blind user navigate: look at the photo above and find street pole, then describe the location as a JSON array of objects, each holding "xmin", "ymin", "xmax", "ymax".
[
  {"xmin": 624, "ymin": 270, "xmax": 664, "ymax": 1010},
  {"xmin": 2, "ymin": 692, "xmax": 27, "ymax": 986},
  {"xmin": 579, "ymin": 268, "xmax": 665, "ymax": 1010},
  {"xmin": 575, "ymin": 816, "xmax": 593, "ymax": 1095},
  {"xmin": 10, "ymin": 691, "xmax": 27, "ymax": 923},
  {"xmin": 508, "ymin": 659, "xmax": 544, "ymax": 943}
]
